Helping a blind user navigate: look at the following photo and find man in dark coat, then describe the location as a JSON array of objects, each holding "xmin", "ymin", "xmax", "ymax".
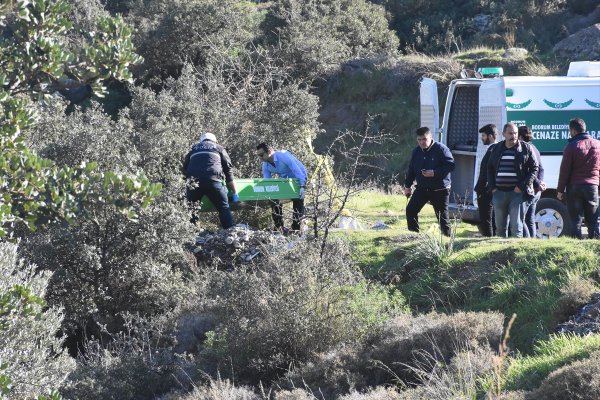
[
  {"xmin": 404, "ymin": 126, "xmax": 455, "ymax": 236},
  {"xmin": 519, "ymin": 125, "xmax": 545, "ymax": 238},
  {"xmin": 183, "ymin": 132, "xmax": 239, "ymax": 229},
  {"xmin": 557, "ymin": 118, "xmax": 600, "ymax": 239},
  {"xmin": 487, "ymin": 123, "xmax": 538, "ymax": 238},
  {"xmin": 474, "ymin": 124, "xmax": 498, "ymax": 237}
]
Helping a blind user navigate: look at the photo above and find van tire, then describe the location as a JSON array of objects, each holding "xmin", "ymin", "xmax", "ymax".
[{"xmin": 535, "ymin": 198, "xmax": 571, "ymax": 238}]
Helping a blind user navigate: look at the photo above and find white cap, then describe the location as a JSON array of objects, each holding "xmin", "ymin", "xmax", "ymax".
[{"xmin": 200, "ymin": 132, "xmax": 217, "ymax": 143}]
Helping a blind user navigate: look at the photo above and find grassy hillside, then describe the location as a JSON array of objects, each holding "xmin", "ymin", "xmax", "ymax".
[{"xmin": 336, "ymin": 190, "xmax": 600, "ymax": 395}]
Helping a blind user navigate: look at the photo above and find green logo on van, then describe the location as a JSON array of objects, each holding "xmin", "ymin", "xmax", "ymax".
[
  {"xmin": 506, "ymin": 99, "xmax": 532, "ymax": 109},
  {"xmin": 543, "ymin": 99, "xmax": 573, "ymax": 109},
  {"xmin": 585, "ymin": 99, "xmax": 600, "ymax": 109}
]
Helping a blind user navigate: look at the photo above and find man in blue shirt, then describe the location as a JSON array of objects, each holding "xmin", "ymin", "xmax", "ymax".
[
  {"xmin": 256, "ymin": 143, "xmax": 307, "ymax": 233},
  {"xmin": 404, "ymin": 127, "xmax": 455, "ymax": 236}
]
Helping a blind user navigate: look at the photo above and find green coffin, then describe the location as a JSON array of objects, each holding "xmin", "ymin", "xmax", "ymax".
[{"xmin": 200, "ymin": 178, "xmax": 300, "ymax": 211}]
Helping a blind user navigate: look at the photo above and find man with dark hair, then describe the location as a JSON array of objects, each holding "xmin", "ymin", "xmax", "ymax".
[
  {"xmin": 474, "ymin": 124, "xmax": 498, "ymax": 237},
  {"xmin": 518, "ymin": 125, "xmax": 545, "ymax": 238},
  {"xmin": 256, "ymin": 142, "xmax": 308, "ymax": 233},
  {"xmin": 404, "ymin": 127, "xmax": 455, "ymax": 236},
  {"xmin": 487, "ymin": 123, "xmax": 538, "ymax": 238},
  {"xmin": 557, "ymin": 117, "xmax": 600, "ymax": 239},
  {"xmin": 183, "ymin": 132, "xmax": 239, "ymax": 229}
]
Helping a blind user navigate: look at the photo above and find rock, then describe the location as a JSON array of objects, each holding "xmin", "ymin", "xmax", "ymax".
[
  {"xmin": 556, "ymin": 292, "xmax": 600, "ymax": 336},
  {"xmin": 371, "ymin": 221, "xmax": 391, "ymax": 230},
  {"xmin": 503, "ymin": 47, "xmax": 529, "ymax": 60},
  {"xmin": 553, "ymin": 23, "xmax": 600, "ymax": 61},
  {"xmin": 193, "ymin": 226, "xmax": 294, "ymax": 268}
]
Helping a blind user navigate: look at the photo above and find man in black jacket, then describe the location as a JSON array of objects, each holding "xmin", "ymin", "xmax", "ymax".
[
  {"xmin": 487, "ymin": 123, "xmax": 538, "ymax": 238},
  {"xmin": 404, "ymin": 127, "xmax": 455, "ymax": 236},
  {"xmin": 518, "ymin": 125, "xmax": 545, "ymax": 238},
  {"xmin": 474, "ymin": 124, "xmax": 498, "ymax": 237},
  {"xmin": 183, "ymin": 132, "xmax": 239, "ymax": 229}
]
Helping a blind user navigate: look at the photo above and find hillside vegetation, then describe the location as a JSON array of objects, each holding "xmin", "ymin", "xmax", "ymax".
[{"xmin": 1, "ymin": 0, "xmax": 600, "ymax": 399}]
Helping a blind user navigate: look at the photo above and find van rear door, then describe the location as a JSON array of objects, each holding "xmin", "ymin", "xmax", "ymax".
[
  {"xmin": 474, "ymin": 79, "xmax": 507, "ymax": 206},
  {"xmin": 420, "ymin": 78, "xmax": 439, "ymax": 140}
]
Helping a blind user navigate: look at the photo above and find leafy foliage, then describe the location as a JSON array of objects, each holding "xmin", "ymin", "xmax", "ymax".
[
  {"xmin": 0, "ymin": 242, "xmax": 75, "ymax": 398},
  {"xmin": 264, "ymin": 0, "xmax": 399, "ymax": 81},
  {"xmin": 380, "ymin": 0, "xmax": 574, "ymax": 53},
  {"xmin": 0, "ymin": 0, "xmax": 158, "ymax": 238}
]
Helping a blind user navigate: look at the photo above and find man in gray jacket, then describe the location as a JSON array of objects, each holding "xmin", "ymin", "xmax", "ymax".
[{"xmin": 183, "ymin": 132, "xmax": 239, "ymax": 229}]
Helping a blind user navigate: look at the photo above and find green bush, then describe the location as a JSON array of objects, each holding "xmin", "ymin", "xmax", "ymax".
[
  {"xmin": 263, "ymin": 0, "xmax": 399, "ymax": 81},
  {"xmin": 526, "ymin": 350, "xmax": 600, "ymax": 400},
  {"xmin": 128, "ymin": 0, "xmax": 263, "ymax": 82},
  {"xmin": 62, "ymin": 314, "xmax": 197, "ymax": 400},
  {"xmin": 197, "ymin": 239, "xmax": 405, "ymax": 383},
  {"xmin": 381, "ymin": 0, "xmax": 571, "ymax": 53},
  {"xmin": 0, "ymin": 243, "xmax": 75, "ymax": 398},
  {"xmin": 282, "ymin": 310, "xmax": 503, "ymax": 398}
]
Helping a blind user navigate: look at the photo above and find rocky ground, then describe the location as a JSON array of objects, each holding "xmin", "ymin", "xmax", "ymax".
[
  {"xmin": 192, "ymin": 225, "xmax": 294, "ymax": 268},
  {"xmin": 556, "ymin": 293, "xmax": 600, "ymax": 335}
]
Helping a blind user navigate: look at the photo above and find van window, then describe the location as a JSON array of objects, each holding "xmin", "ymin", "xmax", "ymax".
[{"xmin": 447, "ymin": 86, "xmax": 479, "ymax": 151}]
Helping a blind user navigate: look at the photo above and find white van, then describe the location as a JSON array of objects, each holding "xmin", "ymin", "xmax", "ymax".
[{"xmin": 420, "ymin": 61, "xmax": 600, "ymax": 238}]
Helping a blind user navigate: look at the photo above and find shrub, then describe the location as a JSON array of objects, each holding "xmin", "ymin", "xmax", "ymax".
[
  {"xmin": 128, "ymin": 0, "xmax": 263, "ymax": 82},
  {"xmin": 0, "ymin": 243, "xmax": 75, "ymax": 398},
  {"xmin": 62, "ymin": 314, "xmax": 197, "ymax": 400},
  {"xmin": 526, "ymin": 350, "xmax": 600, "ymax": 400},
  {"xmin": 18, "ymin": 191, "xmax": 195, "ymax": 342},
  {"xmin": 282, "ymin": 310, "xmax": 504, "ymax": 398},
  {"xmin": 554, "ymin": 275, "xmax": 597, "ymax": 324},
  {"xmin": 165, "ymin": 378, "xmax": 260, "ymax": 400},
  {"xmin": 263, "ymin": 0, "xmax": 399, "ymax": 81},
  {"xmin": 197, "ymin": 239, "xmax": 405, "ymax": 383},
  {"xmin": 339, "ymin": 387, "xmax": 403, "ymax": 399}
]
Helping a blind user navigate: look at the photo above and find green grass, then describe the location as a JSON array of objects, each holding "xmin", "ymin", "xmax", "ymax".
[
  {"xmin": 338, "ymin": 191, "xmax": 600, "ymax": 355},
  {"xmin": 504, "ymin": 334, "xmax": 600, "ymax": 391},
  {"xmin": 396, "ymin": 239, "xmax": 600, "ymax": 352}
]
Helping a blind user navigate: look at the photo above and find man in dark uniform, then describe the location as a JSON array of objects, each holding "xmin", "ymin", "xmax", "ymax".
[
  {"xmin": 474, "ymin": 124, "xmax": 498, "ymax": 237},
  {"xmin": 183, "ymin": 132, "xmax": 239, "ymax": 229},
  {"xmin": 404, "ymin": 126, "xmax": 455, "ymax": 236}
]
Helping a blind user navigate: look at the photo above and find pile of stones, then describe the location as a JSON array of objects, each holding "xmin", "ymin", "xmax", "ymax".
[
  {"xmin": 556, "ymin": 293, "xmax": 600, "ymax": 336},
  {"xmin": 192, "ymin": 224, "xmax": 292, "ymax": 267}
]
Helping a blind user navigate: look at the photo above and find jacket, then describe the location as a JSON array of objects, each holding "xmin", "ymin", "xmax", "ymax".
[
  {"xmin": 475, "ymin": 143, "xmax": 496, "ymax": 194},
  {"xmin": 557, "ymin": 133, "xmax": 600, "ymax": 192},
  {"xmin": 487, "ymin": 140, "xmax": 538, "ymax": 196},
  {"xmin": 530, "ymin": 143, "xmax": 545, "ymax": 191},
  {"xmin": 183, "ymin": 140, "xmax": 234, "ymax": 183},
  {"xmin": 405, "ymin": 141, "xmax": 455, "ymax": 190}
]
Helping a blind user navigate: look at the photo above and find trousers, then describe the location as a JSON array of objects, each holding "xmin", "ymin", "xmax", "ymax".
[
  {"xmin": 187, "ymin": 180, "xmax": 234, "ymax": 229},
  {"xmin": 406, "ymin": 187, "xmax": 451, "ymax": 236}
]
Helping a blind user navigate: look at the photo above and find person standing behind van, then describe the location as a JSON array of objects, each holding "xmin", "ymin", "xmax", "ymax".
[
  {"xmin": 519, "ymin": 125, "xmax": 546, "ymax": 238},
  {"xmin": 474, "ymin": 124, "xmax": 498, "ymax": 237},
  {"xmin": 404, "ymin": 127, "xmax": 455, "ymax": 236},
  {"xmin": 487, "ymin": 123, "xmax": 538, "ymax": 238},
  {"xmin": 557, "ymin": 118, "xmax": 600, "ymax": 239}
]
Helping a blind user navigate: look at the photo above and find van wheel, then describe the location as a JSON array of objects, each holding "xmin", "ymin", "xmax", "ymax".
[{"xmin": 535, "ymin": 198, "xmax": 571, "ymax": 238}]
